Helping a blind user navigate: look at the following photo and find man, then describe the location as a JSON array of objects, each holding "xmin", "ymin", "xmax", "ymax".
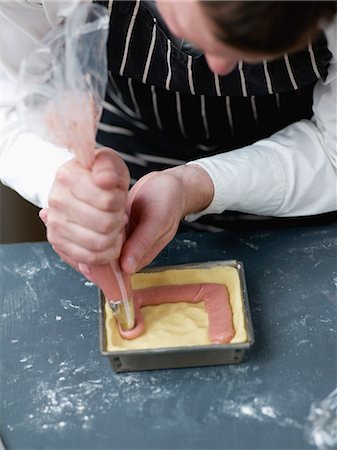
[{"xmin": 1, "ymin": 1, "xmax": 336, "ymax": 274}]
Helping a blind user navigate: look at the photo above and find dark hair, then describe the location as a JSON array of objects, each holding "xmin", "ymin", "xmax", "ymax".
[{"xmin": 200, "ymin": 1, "xmax": 337, "ymax": 54}]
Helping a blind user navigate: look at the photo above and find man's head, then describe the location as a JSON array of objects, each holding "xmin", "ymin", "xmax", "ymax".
[{"xmin": 156, "ymin": 1, "xmax": 336, "ymax": 75}]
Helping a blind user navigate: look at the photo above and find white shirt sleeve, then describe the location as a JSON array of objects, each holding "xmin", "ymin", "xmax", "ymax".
[
  {"xmin": 187, "ymin": 17, "xmax": 337, "ymax": 219},
  {"xmin": 0, "ymin": 0, "xmax": 84, "ymax": 208}
]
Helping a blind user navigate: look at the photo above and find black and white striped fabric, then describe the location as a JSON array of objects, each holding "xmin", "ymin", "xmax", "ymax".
[{"xmin": 94, "ymin": 0, "xmax": 333, "ymax": 229}]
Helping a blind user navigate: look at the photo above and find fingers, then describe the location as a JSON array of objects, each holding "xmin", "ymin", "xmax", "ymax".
[
  {"xmin": 48, "ymin": 230, "xmax": 125, "ymax": 266},
  {"xmin": 48, "ymin": 196, "xmax": 126, "ymax": 235},
  {"xmin": 121, "ymin": 198, "xmax": 178, "ymax": 273},
  {"xmin": 44, "ymin": 214, "xmax": 85, "ymax": 271},
  {"xmin": 121, "ymin": 171, "xmax": 185, "ymax": 273},
  {"xmin": 47, "ymin": 216, "xmax": 123, "ymax": 253},
  {"xmin": 46, "ymin": 201, "xmax": 126, "ymax": 264},
  {"xmin": 51, "ymin": 162, "xmax": 127, "ymax": 213},
  {"xmin": 45, "ymin": 150, "xmax": 130, "ymax": 267},
  {"xmin": 121, "ymin": 222, "xmax": 174, "ymax": 273},
  {"xmin": 74, "ymin": 181, "xmax": 127, "ymax": 212}
]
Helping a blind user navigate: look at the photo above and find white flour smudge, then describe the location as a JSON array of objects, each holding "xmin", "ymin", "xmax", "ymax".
[
  {"xmin": 170, "ymin": 238, "xmax": 198, "ymax": 251},
  {"xmin": 20, "ymin": 355, "xmax": 33, "ymax": 363},
  {"xmin": 218, "ymin": 396, "xmax": 302, "ymax": 429},
  {"xmin": 182, "ymin": 239, "xmax": 197, "ymax": 249},
  {"xmin": 60, "ymin": 299, "xmax": 81, "ymax": 310},
  {"xmin": 13, "ymin": 246, "xmax": 57, "ymax": 280},
  {"xmin": 287, "ymin": 238, "xmax": 337, "ymax": 260},
  {"xmin": 240, "ymin": 239, "xmax": 260, "ymax": 250},
  {"xmin": 59, "ymin": 299, "xmax": 98, "ymax": 320},
  {"xmin": 305, "ymin": 388, "xmax": 337, "ymax": 450},
  {"xmin": 4, "ymin": 360, "xmax": 306, "ymax": 435},
  {"xmin": 261, "ymin": 406, "xmax": 277, "ymax": 418},
  {"xmin": 23, "ymin": 359, "xmax": 105, "ymax": 431},
  {"xmin": 13, "ymin": 262, "xmax": 45, "ymax": 280}
]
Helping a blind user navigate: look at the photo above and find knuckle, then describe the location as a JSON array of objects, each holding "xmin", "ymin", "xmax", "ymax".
[
  {"xmin": 81, "ymin": 244, "xmax": 118, "ymax": 266},
  {"xmin": 55, "ymin": 165, "xmax": 72, "ymax": 186},
  {"xmin": 48, "ymin": 195, "xmax": 62, "ymax": 210},
  {"xmin": 46, "ymin": 216, "xmax": 62, "ymax": 233},
  {"xmin": 98, "ymin": 216, "xmax": 114, "ymax": 234},
  {"xmin": 91, "ymin": 235, "xmax": 108, "ymax": 252},
  {"xmin": 100, "ymin": 195, "xmax": 115, "ymax": 212},
  {"xmin": 99, "ymin": 191, "xmax": 126, "ymax": 212}
]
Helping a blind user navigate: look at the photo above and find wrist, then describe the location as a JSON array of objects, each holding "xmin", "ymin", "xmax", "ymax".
[{"xmin": 164, "ymin": 164, "xmax": 214, "ymax": 217}]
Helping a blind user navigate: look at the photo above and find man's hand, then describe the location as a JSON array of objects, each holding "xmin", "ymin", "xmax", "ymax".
[
  {"xmin": 120, "ymin": 164, "xmax": 214, "ymax": 273},
  {"xmin": 41, "ymin": 147, "xmax": 130, "ymax": 267}
]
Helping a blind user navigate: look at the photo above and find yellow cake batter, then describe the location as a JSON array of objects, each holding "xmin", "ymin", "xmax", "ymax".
[{"xmin": 105, "ymin": 265, "xmax": 247, "ymax": 351}]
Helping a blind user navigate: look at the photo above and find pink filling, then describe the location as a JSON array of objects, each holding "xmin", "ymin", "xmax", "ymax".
[
  {"xmin": 118, "ymin": 284, "xmax": 234, "ymax": 344},
  {"xmin": 81, "ymin": 263, "xmax": 133, "ymax": 300}
]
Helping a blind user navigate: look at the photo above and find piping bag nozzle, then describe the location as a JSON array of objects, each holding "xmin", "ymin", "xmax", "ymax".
[
  {"xmin": 109, "ymin": 297, "xmax": 135, "ymax": 331},
  {"xmin": 110, "ymin": 260, "xmax": 135, "ymax": 331},
  {"xmin": 86, "ymin": 263, "xmax": 136, "ymax": 330}
]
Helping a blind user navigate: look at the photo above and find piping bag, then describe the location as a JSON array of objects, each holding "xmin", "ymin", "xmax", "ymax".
[{"xmin": 17, "ymin": 3, "xmax": 135, "ymax": 330}]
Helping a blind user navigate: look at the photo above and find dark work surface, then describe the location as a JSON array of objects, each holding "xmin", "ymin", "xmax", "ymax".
[{"xmin": 0, "ymin": 224, "xmax": 336, "ymax": 450}]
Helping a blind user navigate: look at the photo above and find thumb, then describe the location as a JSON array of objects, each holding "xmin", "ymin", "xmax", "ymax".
[
  {"xmin": 92, "ymin": 148, "xmax": 130, "ymax": 191},
  {"xmin": 121, "ymin": 218, "xmax": 161, "ymax": 274}
]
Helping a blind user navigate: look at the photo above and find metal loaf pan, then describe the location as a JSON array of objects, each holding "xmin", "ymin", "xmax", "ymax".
[{"xmin": 99, "ymin": 260, "xmax": 254, "ymax": 372}]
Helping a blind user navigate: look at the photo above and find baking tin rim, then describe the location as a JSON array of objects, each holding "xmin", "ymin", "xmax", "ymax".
[{"xmin": 99, "ymin": 259, "xmax": 254, "ymax": 356}]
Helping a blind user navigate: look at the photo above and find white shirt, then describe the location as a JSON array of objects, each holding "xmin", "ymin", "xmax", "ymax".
[{"xmin": 1, "ymin": 1, "xmax": 336, "ymax": 217}]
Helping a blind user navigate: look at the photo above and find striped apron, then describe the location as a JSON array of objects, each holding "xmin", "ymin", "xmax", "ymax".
[{"xmin": 95, "ymin": 0, "xmax": 333, "ymax": 229}]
